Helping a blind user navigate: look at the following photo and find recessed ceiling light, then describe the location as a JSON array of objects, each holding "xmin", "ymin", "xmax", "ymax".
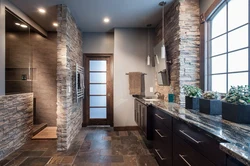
[
  {"xmin": 103, "ymin": 17, "xmax": 110, "ymax": 23},
  {"xmin": 53, "ymin": 22, "xmax": 58, "ymax": 27},
  {"xmin": 20, "ymin": 24, "xmax": 28, "ymax": 28},
  {"xmin": 38, "ymin": 8, "xmax": 46, "ymax": 14},
  {"xmin": 15, "ymin": 23, "xmax": 20, "ymax": 26}
]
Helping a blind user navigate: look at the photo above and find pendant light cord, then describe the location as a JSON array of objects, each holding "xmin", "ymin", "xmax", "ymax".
[{"xmin": 162, "ymin": 3, "xmax": 165, "ymax": 45}]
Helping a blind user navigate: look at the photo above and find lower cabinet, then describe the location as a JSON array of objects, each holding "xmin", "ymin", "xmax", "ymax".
[
  {"xmin": 134, "ymin": 99, "xmax": 153, "ymax": 140},
  {"xmin": 152, "ymin": 107, "xmax": 229, "ymax": 166},
  {"xmin": 173, "ymin": 134, "xmax": 215, "ymax": 166},
  {"xmin": 152, "ymin": 107, "xmax": 173, "ymax": 166}
]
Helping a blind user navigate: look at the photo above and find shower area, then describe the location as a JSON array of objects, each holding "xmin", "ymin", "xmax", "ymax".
[{"xmin": 5, "ymin": 10, "xmax": 57, "ymax": 139}]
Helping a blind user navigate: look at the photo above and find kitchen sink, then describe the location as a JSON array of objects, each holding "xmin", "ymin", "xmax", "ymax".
[{"xmin": 143, "ymin": 96, "xmax": 161, "ymax": 102}]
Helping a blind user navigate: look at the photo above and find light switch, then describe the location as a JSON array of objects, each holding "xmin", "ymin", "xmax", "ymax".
[{"xmin": 150, "ymin": 87, "xmax": 154, "ymax": 92}]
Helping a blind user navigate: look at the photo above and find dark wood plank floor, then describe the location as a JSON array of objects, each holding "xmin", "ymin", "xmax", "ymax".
[{"xmin": 0, "ymin": 127, "xmax": 158, "ymax": 166}]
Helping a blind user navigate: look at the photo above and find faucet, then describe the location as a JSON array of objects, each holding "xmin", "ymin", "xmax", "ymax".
[{"xmin": 154, "ymin": 92, "xmax": 164, "ymax": 99}]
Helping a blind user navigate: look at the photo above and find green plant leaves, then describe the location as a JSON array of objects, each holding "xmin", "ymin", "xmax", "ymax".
[
  {"xmin": 182, "ymin": 85, "xmax": 202, "ymax": 98},
  {"xmin": 224, "ymin": 85, "xmax": 250, "ymax": 105}
]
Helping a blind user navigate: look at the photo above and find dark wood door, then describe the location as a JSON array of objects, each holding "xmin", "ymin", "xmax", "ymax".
[{"xmin": 84, "ymin": 54, "xmax": 113, "ymax": 126}]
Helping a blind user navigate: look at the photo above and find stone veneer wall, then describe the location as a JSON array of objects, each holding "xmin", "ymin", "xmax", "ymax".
[
  {"xmin": 155, "ymin": 0, "xmax": 200, "ymax": 105},
  {"xmin": 57, "ymin": 4, "xmax": 83, "ymax": 151},
  {"xmin": 0, "ymin": 93, "xmax": 33, "ymax": 160}
]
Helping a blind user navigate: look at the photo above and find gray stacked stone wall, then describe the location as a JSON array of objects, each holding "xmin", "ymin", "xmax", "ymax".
[
  {"xmin": 56, "ymin": 4, "xmax": 83, "ymax": 151},
  {"xmin": 155, "ymin": 0, "xmax": 200, "ymax": 105},
  {"xmin": 0, "ymin": 93, "xmax": 33, "ymax": 160}
]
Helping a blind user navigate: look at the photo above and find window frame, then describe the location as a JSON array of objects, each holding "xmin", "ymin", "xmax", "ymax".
[{"xmin": 205, "ymin": 0, "xmax": 250, "ymax": 94}]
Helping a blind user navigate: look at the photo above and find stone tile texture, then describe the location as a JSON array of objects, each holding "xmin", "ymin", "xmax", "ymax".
[
  {"xmin": 0, "ymin": 128, "xmax": 157, "ymax": 166},
  {"xmin": 155, "ymin": 0, "xmax": 200, "ymax": 105},
  {"xmin": 56, "ymin": 4, "xmax": 83, "ymax": 151},
  {"xmin": 0, "ymin": 93, "xmax": 33, "ymax": 161}
]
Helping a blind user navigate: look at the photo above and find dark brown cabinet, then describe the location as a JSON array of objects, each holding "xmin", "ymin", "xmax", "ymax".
[
  {"xmin": 134, "ymin": 99, "xmax": 153, "ymax": 140},
  {"xmin": 152, "ymin": 107, "xmax": 228, "ymax": 166},
  {"xmin": 134, "ymin": 101, "xmax": 245, "ymax": 166},
  {"xmin": 153, "ymin": 107, "xmax": 173, "ymax": 166}
]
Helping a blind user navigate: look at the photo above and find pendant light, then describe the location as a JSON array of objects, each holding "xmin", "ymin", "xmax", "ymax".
[
  {"xmin": 159, "ymin": 1, "xmax": 166, "ymax": 59},
  {"xmin": 147, "ymin": 24, "xmax": 152, "ymax": 66}
]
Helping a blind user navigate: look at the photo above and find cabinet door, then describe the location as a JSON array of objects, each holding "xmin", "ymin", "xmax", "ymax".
[
  {"xmin": 141, "ymin": 104, "xmax": 147, "ymax": 135},
  {"xmin": 134, "ymin": 100, "xmax": 138, "ymax": 125}
]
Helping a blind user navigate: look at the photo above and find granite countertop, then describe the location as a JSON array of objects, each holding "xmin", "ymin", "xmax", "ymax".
[{"xmin": 135, "ymin": 98, "xmax": 250, "ymax": 166}]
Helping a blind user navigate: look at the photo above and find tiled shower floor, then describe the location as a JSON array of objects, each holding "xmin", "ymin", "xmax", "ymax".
[
  {"xmin": 32, "ymin": 127, "xmax": 57, "ymax": 140},
  {"xmin": 0, "ymin": 127, "xmax": 158, "ymax": 166}
]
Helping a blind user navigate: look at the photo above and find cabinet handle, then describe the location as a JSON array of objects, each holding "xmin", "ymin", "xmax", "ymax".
[
  {"xmin": 179, "ymin": 130, "xmax": 202, "ymax": 144},
  {"xmin": 155, "ymin": 114, "xmax": 165, "ymax": 120},
  {"xmin": 179, "ymin": 154, "xmax": 192, "ymax": 166},
  {"xmin": 155, "ymin": 129, "xmax": 167, "ymax": 138},
  {"xmin": 155, "ymin": 149, "xmax": 167, "ymax": 161}
]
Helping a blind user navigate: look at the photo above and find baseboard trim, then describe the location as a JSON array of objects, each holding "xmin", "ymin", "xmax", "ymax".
[{"xmin": 114, "ymin": 126, "xmax": 139, "ymax": 131}]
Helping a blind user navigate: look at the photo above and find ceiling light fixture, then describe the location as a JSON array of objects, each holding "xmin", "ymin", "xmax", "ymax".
[
  {"xmin": 147, "ymin": 24, "xmax": 152, "ymax": 66},
  {"xmin": 20, "ymin": 24, "xmax": 28, "ymax": 28},
  {"xmin": 53, "ymin": 22, "xmax": 58, "ymax": 27},
  {"xmin": 38, "ymin": 8, "xmax": 46, "ymax": 14},
  {"xmin": 103, "ymin": 17, "xmax": 110, "ymax": 23},
  {"xmin": 15, "ymin": 23, "xmax": 20, "ymax": 26},
  {"xmin": 159, "ymin": 1, "xmax": 166, "ymax": 59}
]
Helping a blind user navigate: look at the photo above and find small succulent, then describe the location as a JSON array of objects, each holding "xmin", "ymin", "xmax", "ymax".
[
  {"xmin": 182, "ymin": 85, "xmax": 202, "ymax": 98},
  {"xmin": 203, "ymin": 91, "xmax": 220, "ymax": 100},
  {"xmin": 223, "ymin": 85, "xmax": 250, "ymax": 105}
]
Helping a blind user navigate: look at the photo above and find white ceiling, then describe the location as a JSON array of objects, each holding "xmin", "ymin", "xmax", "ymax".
[{"xmin": 9, "ymin": 0, "xmax": 174, "ymax": 32}]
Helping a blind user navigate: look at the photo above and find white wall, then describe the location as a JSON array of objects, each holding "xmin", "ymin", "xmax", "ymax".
[
  {"xmin": 200, "ymin": 0, "xmax": 214, "ymax": 13},
  {"xmin": 82, "ymin": 32, "xmax": 114, "ymax": 53},
  {"xmin": 114, "ymin": 28, "xmax": 155, "ymax": 127}
]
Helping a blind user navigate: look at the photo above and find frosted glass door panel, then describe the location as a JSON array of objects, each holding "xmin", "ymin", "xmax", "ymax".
[
  {"xmin": 90, "ymin": 108, "xmax": 107, "ymax": 119},
  {"xmin": 212, "ymin": 74, "xmax": 227, "ymax": 93},
  {"xmin": 90, "ymin": 73, "xmax": 106, "ymax": 83},
  {"xmin": 90, "ymin": 96, "xmax": 106, "ymax": 107},
  {"xmin": 90, "ymin": 60, "xmax": 106, "ymax": 71},
  {"xmin": 90, "ymin": 84, "xmax": 106, "ymax": 95}
]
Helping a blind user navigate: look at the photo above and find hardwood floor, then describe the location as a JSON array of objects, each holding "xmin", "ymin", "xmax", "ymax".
[{"xmin": 0, "ymin": 127, "xmax": 158, "ymax": 166}]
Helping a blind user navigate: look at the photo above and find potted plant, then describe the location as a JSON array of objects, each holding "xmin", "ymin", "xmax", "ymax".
[
  {"xmin": 222, "ymin": 85, "xmax": 250, "ymax": 123},
  {"xmin": 199, "ymin": 91, "xmax": 222, "ymax": 115},
  {"xmin": 183, "ymin": 85, "xmax": 202, "ymax": 110}
]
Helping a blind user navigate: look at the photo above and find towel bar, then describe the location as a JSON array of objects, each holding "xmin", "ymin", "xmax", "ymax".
[{"xmin": 126, "ymin": 73, "xmax": 147, "ymax": 75}]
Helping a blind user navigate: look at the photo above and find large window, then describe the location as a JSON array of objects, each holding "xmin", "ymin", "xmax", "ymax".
[{"xmin": 208, "ymin": 0, "xmax": 249, "ymax": 93}]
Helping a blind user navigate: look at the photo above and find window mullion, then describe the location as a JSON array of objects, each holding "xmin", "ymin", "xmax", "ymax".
[
  {"xmin": 248, "ymin": 0, "xmax": 250, "ymax": 86},
  {"xmin": 226, "ymin": 2, "xmax": 229, "ymax": 93}
]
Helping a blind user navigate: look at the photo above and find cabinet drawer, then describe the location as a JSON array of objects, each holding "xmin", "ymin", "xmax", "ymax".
[
  {"xmin": 173, "ymin": 118, "xmax": 227, "ymax": 166},
  {"xmin": 173, "ymin": 134, "xmax": 215, "ymax": 166},
  {"xmin": 154, "ymin": 108, "xmax": 172, "ymax": 130},
  {"xmin": 227, "ymin": 156, "xmax": 245, "ymax": 166},
  {"xmin": 153, "ymin": 120, "xmax": 172, "ymax": 166}
]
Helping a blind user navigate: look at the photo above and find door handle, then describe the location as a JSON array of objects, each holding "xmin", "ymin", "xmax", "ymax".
[
  {"xmin": 179, "ymin": 130, "xmax": 202, "ymax": 144},
  {"xmin": 179, "ymin": 154, "xmax": 192, "ymax": 166},
  {"xmin": 155, "ymin": 129, "xmax": 167, "ymax": 138},
  {"xmin": 155, "ymin": 114, "xmax": 165, "ymax": 120},
  {"xmin": 155, "ymin": 149, "xmax": 167, "ymax": 160}
]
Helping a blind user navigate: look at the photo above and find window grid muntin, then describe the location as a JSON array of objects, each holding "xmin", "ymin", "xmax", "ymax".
[{"xmin": 208, "ymin": 0, "xmax": 250, "ymax": 93}]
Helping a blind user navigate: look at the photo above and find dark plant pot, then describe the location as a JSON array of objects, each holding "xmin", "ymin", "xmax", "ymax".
[
  {"xmin": 222, "ymin": 102, "xmax": 250, "ymax": 124},
  {"xmin": 199, "ymin": 98, "xmax": 222, "ymax": 115},
  {"xmin": 185, "ymin": 96, "xmax": 199, "ymax": 110}
]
